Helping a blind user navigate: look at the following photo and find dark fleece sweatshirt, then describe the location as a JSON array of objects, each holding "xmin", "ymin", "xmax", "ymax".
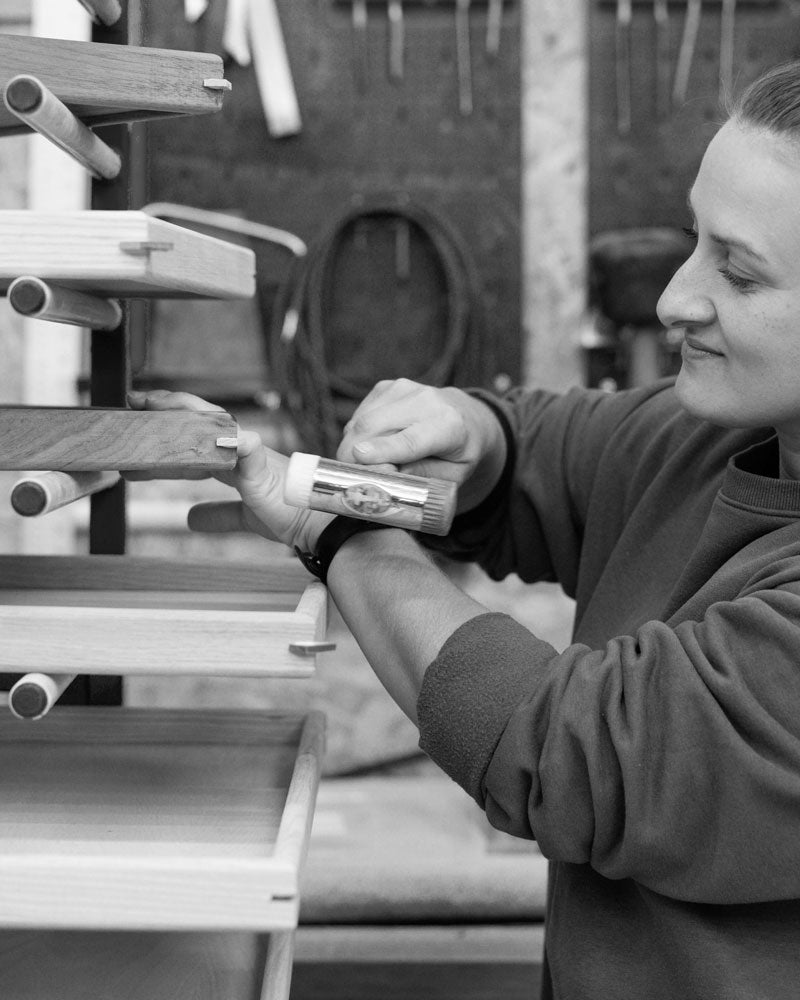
[{"xmin": 417, "ymin": 378, "xmax": 800, "ymax": 1000}]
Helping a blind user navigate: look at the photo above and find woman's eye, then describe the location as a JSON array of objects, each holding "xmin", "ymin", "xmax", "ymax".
[
  {"xmin": 682, "ymin": 226, "xmax": 698, "ymax": 241},
  {"xmin": 718, "ymin": 266, "xmax": 756, "ymax": 293}
]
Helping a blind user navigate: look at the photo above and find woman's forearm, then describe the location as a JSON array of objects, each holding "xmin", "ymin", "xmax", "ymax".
[{"xmin": 326, "ymin": 528, "xmax": 488, "ymax": 725}]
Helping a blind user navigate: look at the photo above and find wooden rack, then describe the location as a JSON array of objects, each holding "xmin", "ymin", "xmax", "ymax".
[{"xmin": 0, "ymin": 5, "xmax": 326, "ymax": 998}]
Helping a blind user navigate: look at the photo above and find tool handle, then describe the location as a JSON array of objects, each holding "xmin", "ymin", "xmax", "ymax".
[{"xmin": 284, "ymin": 453, "xmax": 457, "ymax": 535}]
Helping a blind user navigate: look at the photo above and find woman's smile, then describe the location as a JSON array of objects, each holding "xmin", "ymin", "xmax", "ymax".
[{"xmin": 682, "ymin": 335, "xmax": 724, "ymax": 359}]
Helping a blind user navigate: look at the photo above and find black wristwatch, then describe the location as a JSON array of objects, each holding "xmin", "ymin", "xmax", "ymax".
[{"xmin": 295, "ymin": 516, "xmax": 394, "ymax": 585}]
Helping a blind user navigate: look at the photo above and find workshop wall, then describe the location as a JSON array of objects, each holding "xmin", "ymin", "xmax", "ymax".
[
  {"xmin": 137, "ymin": 0, "xmax": 522, "ymax": 455},
  {"xmin": 589, "ymin": 0, "xmax": 800, "ymax": 234}
]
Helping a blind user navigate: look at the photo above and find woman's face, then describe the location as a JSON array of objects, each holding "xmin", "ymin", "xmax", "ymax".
[{"xmin": 657, "ymin": 119, "xmax": 800, "ymax": 445}]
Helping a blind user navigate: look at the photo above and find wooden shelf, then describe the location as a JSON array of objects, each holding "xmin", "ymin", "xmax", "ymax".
[
  {"xmin": 0, "ymin": 556, "xmax": 327, "ymax": 678},
  {"xmin": 0, "ymin": 406, "xmax": 239, "ymax": 472},
  {"xmin": 0, "ymin": 35, "xmax": 228, "ymax": 135},
  {"xmin": 0, "ymin": 211, "xmax": 255, "ymax": 299},
  {"xmin": 0, "ymin": 707, "xmax": 325, "ymax": 931}
]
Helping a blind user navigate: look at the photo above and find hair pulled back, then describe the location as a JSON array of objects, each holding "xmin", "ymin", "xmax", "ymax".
[{"xmin": 731, "ymin": 61, "xmax": 800, "ymax": 133}]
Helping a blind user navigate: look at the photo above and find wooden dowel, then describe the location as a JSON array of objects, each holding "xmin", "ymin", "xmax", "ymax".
[
  {"xmin": 75, "ymin": 0, "xmax": 123, "ymax": 25},
  {"xmin": 8, "ymin": 277, "xmax": 123, "ymax": 331},
  {"xmin": 11, "ymin": 471, "xmax": 121, "ymax": 517},
  {"xmin": 3, "ymin": 74, "xmax": 122, "ymax": 179},
  {"xmin": 9, "ymin": 672, "xmax": 76, "ymax": 720}
]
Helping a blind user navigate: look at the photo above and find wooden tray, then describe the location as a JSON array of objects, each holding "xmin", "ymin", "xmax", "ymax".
[
  {"xmin": 0, "ymin": 211, "xmax": 255, "ymax": 299},
  {"xmin": 0, "ymin": 707, "xmax": 325, "ymax": 932},
  {"xmin": 0, "ymin": 556, "xmax": 327, "ymax": 677},
  {"xmin": 0, "ymin": 36, "xmax": 227, "ymax": 134}
]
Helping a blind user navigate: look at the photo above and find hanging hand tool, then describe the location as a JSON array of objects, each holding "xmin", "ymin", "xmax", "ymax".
[
  {"xmin": 486, "ymin": 0, "xmax": 503, "ymax": 58},
  {"xmin": 616, "ymin": 0, "xmax": 632, "ymax": 135},
  {"xmin": 223, "ymin": 0, "xmax": 252, "ymax": 66},
  {"xmin": 353, "ymin": 0, "xmax": 369, "ymax": 93},
  {"xmin": 719, "ymin": 0, "xmax": 736, "ymax": 104},
  {"xmin": 654, "ymin": 0, "xmax": 670, "ymax": 121},
  {"xmin": 455, "ymin": 0, "xmax": 473, "ymax": 116},
  {"xmin": 248, "ymin": 0, "xmax": 302, "ymax": 136},
  {"xmin": 387, "ymin": 0, "xmax": 404, "ymax": 82},
  {"xmin": 673, "ymin": 0, "xmax": 702, "ymax": 108},
  {"xmin": 184, "ymin": 0, "xmax": 209, "ymax": 23}
]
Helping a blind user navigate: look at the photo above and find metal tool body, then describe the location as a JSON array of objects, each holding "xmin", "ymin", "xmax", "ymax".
[
  {"xmin": 353, "ymin": 0, "xmax": 369, "ymax": 92},
  {"xmin": 654, "ymin": 0, "xmax": 670, "ymax": 120},
  {"xmin": 486, "ymin": 0, "xmax": 503, "ymax": 57},
  {"xmin": 616, "ymin": 0, "xmax": 633, "ymax": 135},
  {"xmin": 673, "ymin": 0, "xmax": 702, "ymax": 108},
  {"xmin": 284, "ymin": 453, "xmax": 457, "ymax": 535},
  {"xmin": 455, "ymin": 0, "xmax": 473, "ymax": 116},
  {"xmin": 387, "ymin": 0, "xmax": 404, "ymax": 81},
  {"xmin": 719, "ymin": 0, "xmax": 736, "ymax": 103}
]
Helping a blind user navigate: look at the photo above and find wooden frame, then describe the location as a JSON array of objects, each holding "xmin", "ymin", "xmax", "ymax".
[
  {"xmin": 0, "ymin": 406, "xmax": 239, "ymax": 471},
  {"xmin": 0, "ymin": 707, "xmax": 325, "ymax": 932},
  {"xmin": 0, "ymin": 556, "xmax": 327, "ymax": 677},
  {"xmin": 0, "ymin": 211, "xmax": 256, "ymax": 299},
  {"xmin": 0, "ymin": 35, "xmax": 227, "ymax": 134}
]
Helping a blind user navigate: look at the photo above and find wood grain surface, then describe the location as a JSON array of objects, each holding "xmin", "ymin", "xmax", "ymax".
[
  {"xmin": 0, "ymin": 35, "xmax": 226, "ymax": 134},
  {"xmin": 0, "ymin": 406, "xmax": 238, "ymax": 471},
  {"xmin": 0, "ymin": 708, "xmax": 325, "ymax": 931},
  {"xmin": 0, "ymin": 211, "xmax": 255, "ymax": 298}
]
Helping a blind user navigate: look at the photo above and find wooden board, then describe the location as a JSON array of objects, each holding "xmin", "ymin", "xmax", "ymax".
[
  {"xmin": 0, "ymin": 555, "xmax": 326, "ymax": 677},
  {"xmin": 0, "ymin": 211, "xmax": 256, "ymax": 299},
  {"xmin": 0, "ymin": 35, "xmax": 227, "ymax": 135},
  {"xmin": 0, "ymin": 406, "xmax": 238, "ymax": 471},
  {"xmin": 0, "ymin": 708, "xmax": 325, "ymax": 931}
]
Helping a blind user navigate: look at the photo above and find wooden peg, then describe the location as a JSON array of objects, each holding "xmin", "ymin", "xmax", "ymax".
[
  {"xmin": 75, "ymin": 0, "xmax": 122, "ymax": 26},
  {"xmin": 11, "ymin": 471, "xmax": 121, "ymax": 517},
  {"xmin": 9, "ymin": 672, "xmax": 76, "ymax": 720},
  {"xmin": 8, "ymin": 276, "xmax": 122, "ymax": 331},
  {"xmin": 3, "ymin": 74, "xmax": 121, "ymax": 180}
]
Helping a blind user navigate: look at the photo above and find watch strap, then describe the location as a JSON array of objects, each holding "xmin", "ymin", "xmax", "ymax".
[{"xmin": 295, "ymin": 516, "xmax": 394, "ymax": 585}]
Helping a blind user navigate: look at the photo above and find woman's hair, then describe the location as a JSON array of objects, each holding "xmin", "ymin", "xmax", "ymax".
[{"xmin": 730, "ymin": 61, "xmax": 800, "ymax": 133}]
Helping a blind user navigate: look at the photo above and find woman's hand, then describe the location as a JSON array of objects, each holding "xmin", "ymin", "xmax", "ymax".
[
  {"xmin": 337, "ymin": 379, "xmax": 507, "ymax": 512},
  {"xmin": 126, "ymin": 390, "xmax": 332, "ymax": 553}
]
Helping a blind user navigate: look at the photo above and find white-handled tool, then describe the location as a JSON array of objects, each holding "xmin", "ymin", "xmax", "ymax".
[{"xmin": 284, "ymin": 453, "xmax": 457, "ymax": 535}]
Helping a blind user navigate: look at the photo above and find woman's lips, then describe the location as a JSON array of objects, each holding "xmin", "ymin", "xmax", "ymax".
[{"xmin": 683, "ymin": 336, "xmax": 724, "ymax": 358}]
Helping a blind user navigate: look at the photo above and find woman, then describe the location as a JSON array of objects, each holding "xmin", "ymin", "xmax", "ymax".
[{"xmin": 130, "ymin": 63, "xmax": 800, "ymax": 999}]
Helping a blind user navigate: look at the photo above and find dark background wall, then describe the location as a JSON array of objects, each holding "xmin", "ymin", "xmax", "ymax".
[
  {"xmin": 589, "ymin": 0, "xmax": 800, "ymax": 235},
  {"xmin": 136, "ymin": 0, "xmax": 521, "ymax": 452}
]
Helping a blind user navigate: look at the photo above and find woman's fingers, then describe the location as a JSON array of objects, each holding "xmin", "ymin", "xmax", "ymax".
[
  {"xmin": 126, "ymin": 389, "xmax": 225, "ymax": 413},
  {"xmin": 187, "ymin": 500, "xmax": 280, "ymax": 542}
]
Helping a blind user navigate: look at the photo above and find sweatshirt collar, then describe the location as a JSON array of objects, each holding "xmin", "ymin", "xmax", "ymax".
[{"xmin": 723, "ymin": 435, "xmax": 800, "ymax": 514}]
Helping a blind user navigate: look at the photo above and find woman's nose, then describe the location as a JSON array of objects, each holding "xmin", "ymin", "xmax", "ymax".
[{"xmin": 656, "ymin": 255, "xmax": 716, "ymax": 330}]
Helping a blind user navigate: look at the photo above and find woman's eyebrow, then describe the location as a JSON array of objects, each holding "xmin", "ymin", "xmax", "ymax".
[{"xmin": 686, "ymin": 188, "xmax": 769, "ymax": 264}]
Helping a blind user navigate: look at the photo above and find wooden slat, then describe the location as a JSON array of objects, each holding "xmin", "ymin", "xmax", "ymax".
[
  {"xmin": 0, "ymin": 707, "xmax": 310, "ymax": 745},
  {"xmin": 0, "ymin": 211, "xmax": 255, "ymax": 298},
  {"xmin": 0, "ymin": 554, "xmax": 312, "ymax": 592},
  {"xmin": 0, "ymin": 586, "xmax": 326, "ymax": 676},
  {"xmin": 0, "ymin": 708, "xmax": 324, "ymax": 930},
  {"xmin": 0, "ymin": 406, "xmax": 238, "ymax": 471},
  {"xmin": 0, "ymin": 35, "xmax": 226, "ymax": 134}
]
